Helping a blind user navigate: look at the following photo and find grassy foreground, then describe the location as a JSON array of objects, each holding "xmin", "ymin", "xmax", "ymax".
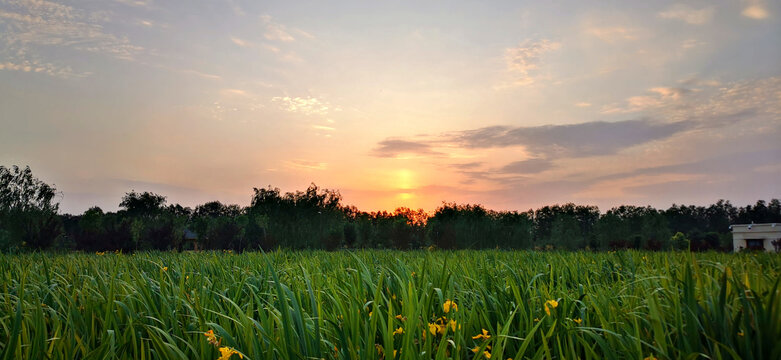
[{"xmin": 0, "ymin": 251, "xmax": 779, "ymax": 360}]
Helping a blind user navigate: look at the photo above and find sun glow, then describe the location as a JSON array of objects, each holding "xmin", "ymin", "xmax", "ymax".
[
  {"xmin": 397, "ymin": 192, "xmax": 414, "ymax": 200},
  {"xmin": 396, "ymin": 169, "xmax": 415, "ymax": 190}
]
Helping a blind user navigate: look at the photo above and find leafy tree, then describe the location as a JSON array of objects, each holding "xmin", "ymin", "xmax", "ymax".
[
  {"xmin": 119, "ymin": 191, "xmax": 167, "ymax": 217},
  {"xmin": 0, "ymin": 165, "xmax": 62, "ymax": 251}
]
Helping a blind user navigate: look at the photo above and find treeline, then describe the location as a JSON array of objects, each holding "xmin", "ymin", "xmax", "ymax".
[{"xmin": 2, "ymin": 165, "xmax": 780, "ymax": 253}]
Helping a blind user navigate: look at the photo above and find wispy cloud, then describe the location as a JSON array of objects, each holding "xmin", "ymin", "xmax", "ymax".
[
  {"xmin": 502, "ymin": 39, "xmax": 560, "ymax": 87},
  {"xmin": 286, "ymin": 160, "xmax": 327, "ymax": 171},
  {"xmin": 0, "ymin": 0, "xmax": 143, "ymax": 60},
  {"xmin": 0, "ymin": 0, "xmax": 145, "ymax": 77},
  {"xmin": 371, "ymin": 139, "xmax": 443, "ymax": 158},
  {"xmin": 371, "ymin": 119, "xmax": 692, "ymax": 161},
  {"xmin": 742, "ymin": 0, "xmax": 770, "ymax": 19},
  {"xmin": 260, "ymin": 14, "xmax": 307, "ymax": 42},
  {"xmin": 601, "ymin": 87, "xmax": 691, "ymax": 114},
  {"xmin": 658, "ymin": 4, "xmax": 715, "ymax": 25},
  {"xmin": 498, "ymin": 159, "xmax": 553, "ymax": 174},
  {"xmin": 586, "ymin": 26, "xmax": 639, "ymax": 42},
  {"xmin": 272, "ymin": 96, "xmax": 333, "ymax": 115},
  {"xmin": 229, "ymin": 32, "xmax": 305, "ymax": 63},
  {"xmin": 0, "ymin": 59, "xmax": 87, "ymax": 78},
  {"xmin": 452, "ymin": 119, "xmax": 692, "ymax": 158},
  {"xmin": 114, "ymin": 0, "xmax": 155, "ymax": 10}
]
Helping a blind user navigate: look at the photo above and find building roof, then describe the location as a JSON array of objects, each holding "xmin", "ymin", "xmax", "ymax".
[{"xmin": 731, "ymin": 223, "xmax": 780, "ymax": 233}]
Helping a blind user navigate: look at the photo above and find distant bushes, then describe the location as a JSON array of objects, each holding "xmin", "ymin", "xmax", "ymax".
[{"xmin": 2, "ymin": 165, "xmax": 780, "ymax": 253}]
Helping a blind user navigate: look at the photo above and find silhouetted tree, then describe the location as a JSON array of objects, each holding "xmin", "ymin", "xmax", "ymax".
[{"xmin": 0, "ymin": 165, "xmax": 62, "ymax": 251}]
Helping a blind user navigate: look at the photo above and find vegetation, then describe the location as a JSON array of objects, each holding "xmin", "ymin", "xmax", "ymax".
[
  {"xmin": 0, "ymin": 250, "xmax": 779, "ymax": 359},
  {"xmin": 2, "ymin": 165, "xmax": 780, "ymax": 253}
]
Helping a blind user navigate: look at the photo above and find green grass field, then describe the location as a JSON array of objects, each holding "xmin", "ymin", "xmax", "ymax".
[{"xmin": 1, "ymin": 250, "xmax": 779, "ymax": 360}]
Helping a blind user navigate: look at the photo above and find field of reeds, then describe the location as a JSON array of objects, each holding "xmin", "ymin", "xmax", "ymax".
[{"xmin": 1, "ymin": 250, "xmax": 779, "ymax": 360}]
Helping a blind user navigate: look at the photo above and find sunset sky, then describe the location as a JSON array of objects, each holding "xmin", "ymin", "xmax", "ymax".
[{"xmin": 1, "ymin": 0, "xmax": 779, "ymax": 214}]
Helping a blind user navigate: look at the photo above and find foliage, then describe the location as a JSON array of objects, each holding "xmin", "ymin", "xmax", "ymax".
[
  {"xmin": 2, "ymin": 165, "xmax": 781, "ymax": 253},
  {"xmin": 0, "ymin": 250, "xmax": 779, "ymax": 359},
  {"xmin": 0, "ymin": 165, "xmax": 62, "ymax": 251}
]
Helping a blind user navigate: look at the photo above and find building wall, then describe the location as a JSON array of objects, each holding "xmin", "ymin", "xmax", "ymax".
[{"xmin": 732, "ymin": 226, "xmax": 781, "ymax": 252}]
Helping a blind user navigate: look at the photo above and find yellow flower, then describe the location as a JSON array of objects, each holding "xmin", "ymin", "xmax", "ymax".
[
  {"xmin": 544, "ymin": 299, "xmax": 558, "ymax": 316},
  {"xmin": 483, "ymin": 350, "xmax": 492, "ymax": 359},
  {"xmin": 393, "ymin": 349, "xmax": 398, "ymax": 358},
  {"xmin": 369, "ymin": 311, "xmax": 373, "ymax": 317},
  {"xmin": 411, "ymin": 271, "xmax": 416, "ymax": 277},
  {"xmin": 393, "ymin": 327, "xmax": 404, "ymax": 336},
  {"xmin": 643, "ymin": 356, "xmax": 657, "ymax": 360},
  {"xmin": 392, "ymin": 294, "xmax": 397, "ymax": 300},
  {"xmin": 472, "ymin": 328, "xmax": 491, "ymax": 340},
  {"xmin": 471, "ymin": 346, "xmax": 480, "ymax": 353},
  {"xmin": 443, "ymin": 300, "xmax": 458, "ymax": 313},
  {"xmin": 395, "ymin": 314, "xmax": 404, "ymax": 320},
  {"xmin": 428, "ymin": 323, "xmax": 441, "ymax": 336},
  {"xmin": 738, "ymin": 330, "xmax": 744, "ymax": 337},
  {"xmin": 448, "ymin": 319, "xmax": 458, "ymax": 332},
  {"xmin": 204, "ymin": 329, "xmax": 219, "ymax": 346},
  {"xmin": 217, "ymin": 347, "xmax": 242, "ymax": 360},
  {"xmin": 163, "ymin": 266, "xmax": 168, "ymax": 271},
  {"xmin": 573, "ymin": 318, "xmax": 582, "ymax": 325},
  {"xmin": 534, "ymin": 318, "xmax": 540, "ymax": 322}
]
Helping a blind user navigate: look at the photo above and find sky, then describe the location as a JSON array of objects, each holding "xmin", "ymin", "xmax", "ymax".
[{"xmin": 1, "ymin": 0, "xmax": 780, "ymax": 215}]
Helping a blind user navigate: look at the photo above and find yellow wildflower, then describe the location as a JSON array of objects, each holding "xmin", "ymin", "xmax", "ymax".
[
  {"xmin": 643, "ymin": 356, "xmax": 657, "ymax": 360},
  {"xmin": 393, "ymin": 327, "xmax": 404, "ymax": 336},
  {"xmin": 393, "ymin": 350, "xmax": 398, "ymax": 358},
  {"xmin": 204, "ymin": 329, "xmax": 219, "ymax": 346},
  {"xmin": 483, "ymin": 350, "xmax": 492, "ymax": 359},
  {"xmin": 395, "ymin": 314, "xmax": 404, "ymax": 320},
  {"xmin": 738, "ymin": 330, "xmax": 744, "ymax": 337},
  {"xmin": 443, "ymin": 300, "xmax": 458, "ymax": 313},
  {"xmin": 428, "ymin": 323, "xmax": 441, "ymax": 336},
  {"xmin": 472, "ymin": 346, "xmax": 480, "ymax": 353},
  {"xmin": 472, "ymin": 328, "xmax": 491, "ymax": 340},
  {"xmin": 217, "ymin": 347, "xmax": 242, "ymax": 360},
  {"xmin": 163, "ymin": 266, "xmax": 168, "ymax": 271},
  {"xmin": 544, "ymin": 299, "xmax": 558, "ymax": 316},
  {"xmin": 573, "ymin": 318, "xmax": 582, "ymax": 325},
  {"xmin": 448, "ymin": 319, "xmax": 458, "ymax": 331},
  {"xmin": 369, "ymin": 311, "xmax": 373, "ymax": 317}
]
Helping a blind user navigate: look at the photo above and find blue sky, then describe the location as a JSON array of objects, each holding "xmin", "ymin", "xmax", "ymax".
[{"xmin": 1, "ymin": 0, "xmax": 779, "ymax": 214}]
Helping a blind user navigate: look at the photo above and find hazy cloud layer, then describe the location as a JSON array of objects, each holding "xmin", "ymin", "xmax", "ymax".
[
  {"xmin": 453, "ymin": 119, "xmax": 691, "ymax": 157},
  {"xmin": 498, "ymin": 159, "xmax": 553, "ymax": 174},
  {"xmin": 0, "ymin": 0, "xmax": 144, "ymax": 76},
  {"xmin": 658, "ymin": 4, "xmax": 714, "ymax": 25},
  {"xmin": 372, "ymin": 139, "xmax": 442, "ymax": 158}
]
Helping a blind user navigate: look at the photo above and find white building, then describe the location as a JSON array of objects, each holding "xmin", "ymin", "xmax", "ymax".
[{"xmin": 731, "ymin": 223, "xmax": 781, "ymax": 252}]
